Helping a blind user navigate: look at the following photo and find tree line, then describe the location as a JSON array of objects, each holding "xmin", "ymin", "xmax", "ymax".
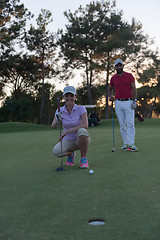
[{"xmin": 0, "ymin": 0, "xmax": 160, "ymax": 124}]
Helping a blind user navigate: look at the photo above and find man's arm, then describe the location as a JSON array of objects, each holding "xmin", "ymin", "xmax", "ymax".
[
  {"xmin": 131, "ymin": 81, "xmax": 137, "ymax": 110},
  {"xmin": 131, "ymin": 82, "xmax": 137, "ymax": 99},
  {"xmin": 108, "ymin": 85, "xmax": 115, "ymax": 101}
]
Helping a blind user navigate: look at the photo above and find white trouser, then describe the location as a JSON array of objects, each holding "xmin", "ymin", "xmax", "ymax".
[{"xmin": 115, "ymin": 100, "xmax": 135, "ymax": 146}]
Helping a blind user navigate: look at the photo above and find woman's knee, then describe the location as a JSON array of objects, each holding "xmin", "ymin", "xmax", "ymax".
[
  {"xmin": 77, "ymin": 128, "xmax": 90, "ymax": 138},
  {"xmin": 77, "ymin": 128, "xmax": 90, "ymax": 146},
  {"xmin": 53, "ymin": 144, "xmax": 61, "ymax": 157}
]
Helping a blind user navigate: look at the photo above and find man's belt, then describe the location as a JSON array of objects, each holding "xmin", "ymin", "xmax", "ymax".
[{"xmin": 116, "ymin": 98, "xmax": 132, "ymax": 101}]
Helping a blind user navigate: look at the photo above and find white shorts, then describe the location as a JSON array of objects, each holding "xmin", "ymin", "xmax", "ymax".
[{"xmin": 53, "ymin": 128, "xmax": 90, "ymax": 157}]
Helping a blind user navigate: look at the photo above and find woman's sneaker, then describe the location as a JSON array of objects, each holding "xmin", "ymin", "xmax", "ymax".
[
  {"xmin": 121, "ymin": 145, "xmax": 128, "ymax": 151},
  {"xmin": 66, "ymin": 152, "xmax": 75, "ymax": 166},
  {"xmin": 127, "ymin": 145, "xmax": 138, "ymax": 152},
  {"xmin": 80, "ymin": 157, "xmax": 89, "ymax": 169}
]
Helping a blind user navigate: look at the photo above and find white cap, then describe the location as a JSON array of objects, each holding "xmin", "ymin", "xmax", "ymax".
[
  {"xmin": 115, "ymin": 58, "xmax": 123, "ymax": 66},
  {"xmin": 63, "ymin": 86, "xmax": 76, "ymax": 96}
]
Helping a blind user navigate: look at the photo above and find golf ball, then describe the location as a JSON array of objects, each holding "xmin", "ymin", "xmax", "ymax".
[{"xmin": 89, "ymin": 169, "xmax": 94, "ymax": 174}]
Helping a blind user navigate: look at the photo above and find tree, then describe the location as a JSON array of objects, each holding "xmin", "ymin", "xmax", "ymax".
[
  {"xmin": 58, "ymin": 1, "xmax": 116, "ymax": 105},
  {"xmin": 25, "ymin": 9, "xmax": 56, "ymax": 124},
  {"xmin": 0, "ymin": 90, "xmax": 34, "ymax": 122},
  {"xmin": 76, "ymin": 81, "xmax": 105, "ymax": 105},
  {"xmin": 0, "ymin": 0, "xmax": 32, "ymax": 95},
  {"xmin": 137, "ymin": 52, "xmax": 160, "ymax": 118},
  {"xmin": 0, "ymin": 0, "xmax": 31, "ymax": 51},
  {"xmin": 35, "ymin": 83, "xmax": 56, "ymax": 124},
  {"xmin": 50, "ymin": 90, "xmax": 63, "ymax": 119},
  {"xmin": 0, "ymin": 54, "xmax": 41, "ymax": 94},
  {"xmin": 58, "ymin": 0, "xmax": 154, "ymax": 118}
]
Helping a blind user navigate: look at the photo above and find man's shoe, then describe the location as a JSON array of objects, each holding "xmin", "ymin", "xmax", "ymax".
[
  {"xmin": 66, "ymin": 152, "xmax": 75, "ymax": 166},
  {"xmin": 80, "ymin": 157, "xmax": 89, "ymax": 169},
  {"xmin": 127, "ymin": 145, "xmax": 138, "ymax": 152},
  {"xmin": 121, "ymin": 145, "xmax": 128, "ymax": 151}
]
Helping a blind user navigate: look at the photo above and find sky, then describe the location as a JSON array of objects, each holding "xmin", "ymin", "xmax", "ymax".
[
  {"xmin": 20, "ymin": 0, "xmax": 160, "ymax": 90},
  {"xmin": 20, "ymin": 0, "xmax": 160, "ymax": 48}
]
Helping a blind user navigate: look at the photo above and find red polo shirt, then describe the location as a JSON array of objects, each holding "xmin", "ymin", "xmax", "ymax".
[{"xmin": 110, "ymin": 71, "xmax": 135, "ymax": 99}]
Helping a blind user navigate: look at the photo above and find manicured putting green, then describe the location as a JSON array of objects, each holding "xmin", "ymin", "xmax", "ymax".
[{"xmin": 0, "ymin": 119, "xmax": 160, "ymax": 240}]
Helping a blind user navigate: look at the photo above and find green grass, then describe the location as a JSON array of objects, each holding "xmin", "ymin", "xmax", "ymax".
[
  {"xmin": 0, "ymin": 120, "xmax": 160, "ymax": 240},
  {"xmin": 0, "ymin": 122, "xmax": 50, "ymax": 133}
]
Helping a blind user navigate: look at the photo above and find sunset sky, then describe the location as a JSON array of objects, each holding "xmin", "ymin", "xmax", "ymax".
[
  {"xmin": 21, "ymin": 0, "xmax": 160, "ymax": 49},
  {"xmin": 8, "ymin": 0, "xmax": 160, "ymax": 91}
]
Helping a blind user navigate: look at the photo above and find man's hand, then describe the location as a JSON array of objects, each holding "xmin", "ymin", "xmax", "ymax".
[
  {"xmin": 56, "ymin": 112, "xmax": 62, "ymax": 123},
  {"xmin": 109, "ymin": 96, "xmax": 115, "ymax": 102},
  {"xmin": 131, "ymin": 100, "xmax": 137, "ymax": 110}
]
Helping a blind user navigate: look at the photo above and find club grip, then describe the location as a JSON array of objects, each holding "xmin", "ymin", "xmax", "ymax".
[
  {"xmin": 111, "ymin": 101, "xmax": 113, "ymax": 109},
  {"xmin": 57, "ymin": 96, "xmax": 60, "ymax": 112}
]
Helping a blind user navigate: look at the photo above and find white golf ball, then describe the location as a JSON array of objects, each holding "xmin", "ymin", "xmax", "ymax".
[{"xmin": 89, "ymin": 169, "xmax": 94, "ymax": 174}]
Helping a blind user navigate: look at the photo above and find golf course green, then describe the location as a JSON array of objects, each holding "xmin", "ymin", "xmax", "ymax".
[{"xmin": 0, "ymin": 119, "xmax": 160, "ymax": 240}]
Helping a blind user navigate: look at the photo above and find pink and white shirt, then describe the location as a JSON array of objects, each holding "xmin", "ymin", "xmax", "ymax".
[{"xmin": 55, "ymin": 104, "xmax": 87, "ymax": 140}]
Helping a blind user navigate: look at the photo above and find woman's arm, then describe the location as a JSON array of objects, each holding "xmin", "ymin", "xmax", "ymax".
[
  {"xmin": 61, "ymin": 112, "xmax": 88, "ymax": 139},
  {"xmin": 51, "ymin": 116, "xmax": 58, "ymax": 129}
]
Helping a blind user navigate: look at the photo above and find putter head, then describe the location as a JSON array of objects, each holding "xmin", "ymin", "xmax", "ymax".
[
  {"xmin": 56, "ymin": 166, "xmax": 65, "ymax": 171},
  {"xmin": 112, "ymin": 147, "xmax": 115, "ymax": 152}
]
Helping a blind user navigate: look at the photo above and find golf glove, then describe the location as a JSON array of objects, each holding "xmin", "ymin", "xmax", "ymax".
[
  {"xmin": 56, "ymin": 112, "xmax": 62, "ymax": 123},
  {"xmin": 131, "ymin": 100, "xmax": 137, "ymax": 110}
]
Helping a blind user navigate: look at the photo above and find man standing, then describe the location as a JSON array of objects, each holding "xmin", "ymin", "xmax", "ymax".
[{"xmin": 108, "ymin": 59, "xmax": 138, "ymax": 151}]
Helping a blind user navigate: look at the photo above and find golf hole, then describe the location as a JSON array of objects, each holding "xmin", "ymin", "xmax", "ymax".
[{"xmin": 88, "ymin": 218, "xmax": 105, "ymax": 226}]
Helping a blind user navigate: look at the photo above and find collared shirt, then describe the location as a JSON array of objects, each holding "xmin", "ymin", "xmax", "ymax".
[
  {"xmin": 110, "ymin": 71, "xmax": 135, "ymax": 99},
  {"xmin": 55, "ymin": 104, "xmax": 87, "ymax": 140}
]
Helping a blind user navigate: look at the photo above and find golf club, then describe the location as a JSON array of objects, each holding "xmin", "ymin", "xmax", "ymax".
[
  {"xmin": 111, "ymin": 101, "xmax": 115, "ymax": 152},
  {"xmin": 56, "ymin": 96, "xmax": 64, "ymax": 171}
]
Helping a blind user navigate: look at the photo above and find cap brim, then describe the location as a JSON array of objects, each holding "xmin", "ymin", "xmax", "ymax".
[
  {"xmin": 115, "ymin": 62, "xmax": 123, "ymax": 66},
  {"xmin": 63, "ymin": 91, "xmax": 76, "ymax": 96}
]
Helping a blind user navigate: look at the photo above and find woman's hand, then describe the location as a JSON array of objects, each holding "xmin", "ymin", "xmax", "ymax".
[{"xmin": 59, "ymin": 130, "xmax": 68, "ymax": 141}]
